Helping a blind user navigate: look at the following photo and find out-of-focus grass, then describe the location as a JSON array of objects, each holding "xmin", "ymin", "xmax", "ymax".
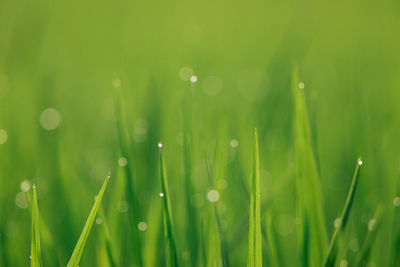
[{"xmin": 1, "ymin": 0, "xmax": 400, "ymax": 266}]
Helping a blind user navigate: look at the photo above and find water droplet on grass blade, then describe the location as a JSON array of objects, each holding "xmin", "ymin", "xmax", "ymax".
[
  {"xmin": 368, "ymin": 219, "xmax": 376, "ymax": 231},
  {"xmin": 0, "ymin": 129, "xmax": 7, "ymax": 144},
  {"xmin": 206, "ymin": 189, "xmax": 220, "ymax": 202},
  {"xmin": 393, "ymin": 197, "xmax": 400, "ymax": 206},
  {"xmin": 138, "ymin": 221, "xmax": 147, "ymax": 231},
  {"xmin": 118, "ymin": 157, "xmax": 128, "ymax": 167},
  {"xmin": 230, "ymin": 139, "xmax": 238, "ymax": 148},
  {"xmin": 334, "ymin": 217, "xmax": 342, "ymax": 228},
  {"xmin": 190, "ymin": 75, "xmax": 198, "ymax": 83}
]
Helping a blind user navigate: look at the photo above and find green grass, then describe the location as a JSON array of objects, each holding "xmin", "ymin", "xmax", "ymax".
[
  {"xmin": 67, "ymin": 174, "xmax": 110, "ymax": 267},
  {"xmin": 324, "ymin": 158, "xmax": 363, "ymax": 267},
  {"xmin": 292, "ymin": 67, "xmax": 328, "ymax": 267},
  {"xmin": 247, "ymin": 128, "xmax": 262, "ymax": 267},
  {"xmin": 30, "ymin": 185, "xmax": 41, "ymax": 267},
  {"xmin": 2, "ymin": 1, "xmax": 400, "ymax": 265},
  {"xmin": 159, "ymin": 144, "xmax": 179, "ymax": 267}
]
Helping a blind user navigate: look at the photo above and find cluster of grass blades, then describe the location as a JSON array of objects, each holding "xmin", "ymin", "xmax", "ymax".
[
  {"xmin": 29, "ymin": 174, "xmax": 110, "ymax": 267},
  {"xmin": 247, "ymin": 128, "xmax": 262, "ymax": 267},
  {"xmin": 291, "ymin": 67, "xmax": 389, "ymax": 267},
  {"xmin": 25, "ymin": 70, "xmax": 398, "ymax": 267},
  {"xmin": 323, "ymin": 158, "xmax": 363, "ymax": 267},
  {"xmin": 158, "ymin": 143, "xmax": 179, "ymax": 267}
]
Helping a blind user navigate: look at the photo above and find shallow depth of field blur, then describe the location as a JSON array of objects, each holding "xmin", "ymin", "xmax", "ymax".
[{"xmin": 1, "ymin": 0, "xmax": 400, "ymax": 266}]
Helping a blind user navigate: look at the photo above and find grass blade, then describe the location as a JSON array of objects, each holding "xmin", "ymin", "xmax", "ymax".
[
  {"xmin": 353, "ymin": 204, "xmax": 384, "ymax": 266},
  {"xmin": 98, "ymin": 208, "xmax": 117, "ymax": 267},
  {"xmin": 31, "ymin": 185, "xmax": 41, "ymax": 267},
  {"xmin": 323, "ymin": 158, "xmax": 363, "ymax": 267},
  {"xmin": 159, "ymin": 143, "xmax": 179, "ymax": 267},
  {"xmin": 391, "ymin": 170, "xmax": 400, "ymax": 267},
  {"xmin": 292, "ymin": 67, "xmax": 327, "ymax": 266},
  {"xmin": 67, "ymin": 173, "xmax": 110, "ymax": 267},
  {"xmin": 113, "ymin": 83, "xmax": 143, "ymax": 266},
  {"xmin": 247, "ymin": 128, "xmax": 262, "ymax": 267},
  {"xmin": 265, "ymin": 210, "xmax": 280, "ymax": 267}
]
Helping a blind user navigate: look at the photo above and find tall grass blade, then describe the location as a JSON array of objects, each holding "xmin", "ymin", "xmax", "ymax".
[
  {"xmin": 354, "ymin": 204, "xmax": 384, "ymax": 266},
  {"xmin": 292, "ymin": 67, "xmax": 327, "ymax": 266},
  {"xmin": 247, "ymin": 128, "xmax": 262, "ymax": 267},
  {"xmin": 391, "ymin": 170, "xmax": 400, "ymax": 267},
  {"xmin": 67, "ymin": 174, "xmax": 110, "ymax": 267},
  {"xmin": 113, "ymin": 84, "xmax": 143, "ymax": 266},
  {"xmin": 98, "ymin": 208, "xmax": 117, "ymax": 267},
  {"xmin": 265, "ymin": 210, "xmax": 280, "ymax": 267},
  {"xmin": 159, "ymin": 144, "xmax": 179, "ymax": 267},
  {"xmin": 323, "ymin": 158, "xmax": 363, "ymax": 267},
  {"xmin": 31, "ymin": 185, "xmax": 42, "ymax": 267}
]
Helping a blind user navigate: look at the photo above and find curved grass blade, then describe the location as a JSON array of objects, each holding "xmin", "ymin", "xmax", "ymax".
[
  {"xmin": 67, "ymin": 173, "xmax": 110, "ymax": 267},
  {"xmin": 247, "ymin": 128, "xmax": 262, "ymax": 267},
  {"xmin": 353, "ymin": 204, "xmax": 384, "ymax": 266},
  {"xmin": 323, "ymin": 158, "xmax": 363, "ymax": 267},
  {"xmin": 159, "ymin": 143, "xmax": 179, "ymax": 267},
  {"xmin": 292, "ymin": 67, "xmax": 327, "ymax": 266},
  {"xmin": 31, "ymin": 185, "xmax": 42, "ymax": 267}
]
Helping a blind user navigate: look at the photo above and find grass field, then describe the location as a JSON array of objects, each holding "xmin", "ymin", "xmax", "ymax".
[{"xmin": 1, "ymin": 0, "xmax": 400, "ymax": 266}]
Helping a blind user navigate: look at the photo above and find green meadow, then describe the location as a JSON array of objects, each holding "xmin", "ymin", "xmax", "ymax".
[{"xmin": 1, "ymin": 0, "xmax": 400, "ymax": 266}]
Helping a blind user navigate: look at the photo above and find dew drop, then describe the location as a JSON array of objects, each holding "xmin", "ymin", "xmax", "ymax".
[
  {"xmin": 138, "ymin": 221, "xmax": 147, "ymax": 231},
  {"xmin": 190, "ymin": 75, "xmax": 198, "ymax": 83},
  {"xmin": 334, "ymin": 217, "xmax": 342, "ymax": 228},
  {"xmin": 118, "ymin": 157, "xmax": 128, "ymax": 167},
  {"xmin": 393, "ymin": 197, "xmax": 400, "ymax": 206},
  {"xmin": 368, "ymin": 219, "xmax": 376, "ymax": 231},
  {"xmin": 206, "ymin": 189, "xmax": 220, "ymax": 202}
]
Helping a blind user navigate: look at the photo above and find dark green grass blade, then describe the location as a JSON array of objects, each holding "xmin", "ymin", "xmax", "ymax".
[
  {"xmin": 67, "ymin": 174, "xmax": 110, "ymax": 267},
  {"xmin": 353, "ymin": 204, "xmax": 384, "ymax": 266},
  {"xmin": 31, "ymin": 185, "xmax": 41, "ymax": 267},
  {"xmin": 292, "ymin": 67, "xmax": 327, "ymax": 266},
  {"xmin": 98, "ymin": 208, "xmax": 117, "ymax": 267},
  {"xmin": 324, "ymin": 158, "xmax": 363, "ymax": 267},
  {"xmin": 391, "ymin": 171, "xmax": 400, "ymax": 267},
  {"xmin": 265, "ymin": 210, "xmax": 280, "ymax": 267},
  {"xmin": 159, "ymin": 144, "xmax": 179, "ymax": 267},
  {"xmin": 247, "ymin": 128, "xmax": 262, "ymax": 267},
  {"xmin": 113, "ymin": 84, "xmax": 143, "ymax": 266}
]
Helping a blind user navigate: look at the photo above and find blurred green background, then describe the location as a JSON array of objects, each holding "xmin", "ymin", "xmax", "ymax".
[{"xmin": 1, "ymin": 0, "xmax": 400, "ymax": 266}]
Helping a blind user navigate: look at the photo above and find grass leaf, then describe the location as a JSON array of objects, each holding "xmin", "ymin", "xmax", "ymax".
[
  {"xmin": 247, "ymin": 128, "xmax": 262, "ymax": 267},
  {"xmin": 67, "ymin": 173, "xmax": 110, "ymax": 267},
  {"xmin": 159, "ymin": 144, "xmax": 179, "ymax": 267},
  {"xmin": 323, "ymin": 158, "xmax": 363, "ymax": 267},
  {"xmin": 354, "ymin": 204, "xmax": 384, "ymax": 266},
  {"xmin": 113, "ymin": 85, "xmax": 143, "ymax": 266},
  {"xmin": 31, "ymin": 185, "xmax": 41, "ymax": 267},
  {"xmin": 292, "ymin": 67, "xmax": 328, "ymax": 266}
]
